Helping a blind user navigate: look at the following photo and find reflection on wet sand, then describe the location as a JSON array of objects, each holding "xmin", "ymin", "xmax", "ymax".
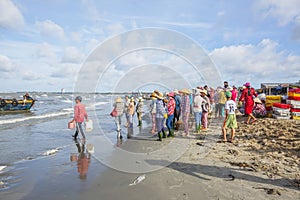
[{"xmin": 71, "ymin": 139, "xmax": 91, "ymax": 180}]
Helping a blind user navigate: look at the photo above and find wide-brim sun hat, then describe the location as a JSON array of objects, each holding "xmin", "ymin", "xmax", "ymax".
[
  {"xmin": 150, "ymin": 92, "xmax": 157, "ymax": 98},
  {"xmin": 156, "ymin": 92, "xmax": 164, "ymax": 100},
  {"xmin": 254, "ymin": 97, "xmax": 262, "ymax": 104},
  {"xmin": 174, "ymin": 89, "xmax": 179, "ymax": 95},
  {"xmin": 115, "ymin": 96, "xmax": 123, "ymax": 103},
  {"xmin": 138, "ymin": 97, "xmax": 144, "ymax": 101},
  {"xmin": 180, "ymin": 88, "xmax": 191, "ymax": 95},
  {"xmin": 244, "ymin": 82, "xmax": 251, "ymax": 87},
  {"xmin": 200, "ymin": 89, "xmax": 207, "ymax": 95},
  {"xmin": 167, "ymin": 92, "xmax": 175, "ymax": 97}
]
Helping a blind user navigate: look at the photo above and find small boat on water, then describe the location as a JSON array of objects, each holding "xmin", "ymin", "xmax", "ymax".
[{"xmin": 0, "ymin": 98, "xmax": 35, "ymax": 112}]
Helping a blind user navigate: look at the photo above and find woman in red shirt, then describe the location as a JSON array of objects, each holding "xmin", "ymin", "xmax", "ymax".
[{"xmin": 239, "ymin": 82, "xmax": 257, "ymax": 124}]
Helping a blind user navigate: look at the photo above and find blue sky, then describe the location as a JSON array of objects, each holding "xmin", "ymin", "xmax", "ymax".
[{"xmin": 0, "ymin": 0, "xmax": 299, "ymax": 92}]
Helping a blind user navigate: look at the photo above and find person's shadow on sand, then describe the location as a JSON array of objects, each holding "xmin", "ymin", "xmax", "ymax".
[{"xmin": 145, "ymin": 159, "xmax": 299, "ymax": 191}]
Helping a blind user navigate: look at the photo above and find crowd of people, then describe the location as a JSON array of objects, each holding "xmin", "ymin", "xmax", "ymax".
[
  {"xmin": 109, "ymin": 81, "xmax": 267, "ymax": 142},
  {"xmin": 69, "ymin": 81, "xmax": 267, "ymax": 143}
]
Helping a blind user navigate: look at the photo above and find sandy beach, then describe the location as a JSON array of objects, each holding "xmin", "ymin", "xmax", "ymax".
[
  {"xmin": 80, "ymin": 117, "xmax": 299, "ymax": 200},
  {"xmin": 0, "ymin": 94, "xmax": 299, "ymax": 200}
]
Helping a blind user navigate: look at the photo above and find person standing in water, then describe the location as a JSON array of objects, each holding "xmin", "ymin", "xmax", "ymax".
[
  {"xmin": 113, "ymin": 97, "xmax": 125, "ymax": 138},
  {"xmin": 155, "ymin": 92, "xmax": 167, "ymax": 141},
  {"xmin": 149, "ymin": 92, "xmax": 157, "ymax": 134},
  {"xmin": 124, "ymin": 95, "xmax": 130, "ymax": 128},
  {"xmin": 71, "ymin": 96, "xmax": 88, "ymax": 140},
  {"xmin": 128, "ymin": 97, "xmax": 135, "ymax": 128},
  {"xmin": 136, "ymin": 97, "xmax": 144, "ymax": 127}
]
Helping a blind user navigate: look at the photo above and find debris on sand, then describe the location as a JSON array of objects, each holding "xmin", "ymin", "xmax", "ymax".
[{"xmin": 129, "ymin": 174, "xmax": 146, "ymax": 186}]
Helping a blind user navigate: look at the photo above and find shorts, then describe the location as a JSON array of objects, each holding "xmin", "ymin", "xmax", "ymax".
[{"xmin": 225, "ymin": 114, "xmax": 237, "ymax": 129}]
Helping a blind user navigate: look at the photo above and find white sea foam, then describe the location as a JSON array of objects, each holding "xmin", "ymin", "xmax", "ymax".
[
  {"xmin": 42, "ymin": 149, "xmax": 59, "ymax": 156},
  {"xmin": 0, "ymin": 166, "xmax": 7, "ymax": 173},
  {"xmin": 61, "ymin": 99, "xmax": 73, "ymax": 103},
  {"xmin": 63, "ymin": 108, "xmax": 73, "ymax": 111},
  {"xmin": 41, "ymin": 94, "xmax": 48, "ymax": 97},
  {"xmin": 0, "ymin": 111, "xmax": 72, "ymax": 125}
]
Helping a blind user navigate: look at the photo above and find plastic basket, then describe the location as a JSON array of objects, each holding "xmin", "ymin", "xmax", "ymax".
[
  {"xmin": 266, "ymin": 95, "xmax": 281, "ymax": 100},
  {"xmin": 273, "ymin": 114, "xmax": 290, "ymax": 120},
  {"xmin": 287, "ymin": 100, "xmax": 300, "ymax": 105},
  {"xmin": 291, "ymin": 108, "xmax": 300, "ymax": 113},
  {"xmin": 273, "ymin": 103, "xmax": 291, "ymax": 109},
  {"xmin": 272, "ymin": 107, "xmax": 290, "ymax": 114},
  {"xmin": 291, "ymin": 104, "xmax": 300, "ymax": 109},
  {"xmin": 288, "ymin": 96, "xmax": 300, "ymax": 101},
  {"xmin": 288, "ymin": 92, "xmax": 300, "ymax": 97},
  {"xmin": 291, "ymin": 112, "xmax": 300, "ymax": 116},
  {"xmin": 68, "ymin": 122, "xmax": 75, "ymax": 129},
  {"xmin": 85, "ymin": 120, "xmax": 93, "ymax": 132},
  {"xmin": 292, "ymin": 115, "xmax": 300, "ymax": 120}
]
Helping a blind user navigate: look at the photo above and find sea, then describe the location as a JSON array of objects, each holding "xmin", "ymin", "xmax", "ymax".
[{"xmin": 0, "ymin": 92, "xmax": 148, "ymax": 199}]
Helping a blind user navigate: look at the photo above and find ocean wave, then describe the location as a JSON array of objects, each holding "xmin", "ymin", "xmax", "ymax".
[
  {"xmin": 0, "ymin": 166, "xmax": 7, "ymax": 173},
  {"xmin": 42, "ymin": 149, "xmax": 59, "ymax": 156},
  {"xmin": 60, "ymin": 99, "xmax": 73, "ymax": 103},
  {"xmin": 0, "ymin": 111, "xmax": 72, "ymax": 125}
]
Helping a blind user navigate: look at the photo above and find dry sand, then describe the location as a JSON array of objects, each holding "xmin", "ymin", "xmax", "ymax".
[{"xmin": 81, "ymin": 117, "xmax": 300, "ymax": 200}]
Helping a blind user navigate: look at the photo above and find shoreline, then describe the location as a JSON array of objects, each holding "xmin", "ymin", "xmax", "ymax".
[{"xmin": 1, "ymin": 113, "xmax": 299, "ymax": 200}]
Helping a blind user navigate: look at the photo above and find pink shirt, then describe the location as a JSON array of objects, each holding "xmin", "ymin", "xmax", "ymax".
[{"xmin": 74, "ymin": 103, "xmax": 88, "ymax": 122}]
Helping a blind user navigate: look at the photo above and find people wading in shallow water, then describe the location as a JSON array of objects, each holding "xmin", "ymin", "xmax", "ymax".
[
  {"xmin": 71, "ymin": 96, "xmax": 88, "ymax": 140},
  {"xmin": 239, "ymin": 82, "xmax": 258, "ymax": 124},
  {"xmin": 155, "ymin": 92, "xmax": 167, "ymax": 141},
  {"xmin": 149, "ymin": 92, "xmax": 157, "ymax": 134},
  {"xmin": 124, "ymin": 95, "xmax": 130, "ymax": 128},
  {"xmin": 136, "ymin": 97, "xmax": 144, "ymax": 127},
  {"xmin": 113, "ymin": 96, "xmax": 125, "ymax": 138}
]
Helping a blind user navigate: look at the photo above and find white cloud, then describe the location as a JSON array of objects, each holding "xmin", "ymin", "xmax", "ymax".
[
  {"xmin": 106, "ymin": 23, "xmax": 126, "ymax": 35},
  {"xmin": 36, "ymin": 42, "xmax": 57, "ymax": 59},
  {"xmin": 35, "ymin": 20, "xmax": 65, "ymax": 40},
  {"xmin": 0, "ymin": 0, "xmax": 25, "ymax": 30},
  {"xmin": 61, "ymin": 46, "xmax": 85, "ymax": 63},
  {"xmin": 254, "ymin": 0, "xmax": 300, "ymax": 26},
  {"xmin": 0, "ymin": 55, "xmax": 15, "ymax": 72},
  {"xmin": 51, "ymin": 63, "xmax": 79, "ymax": 78},
  {"xmin": 210, "ymin": 39, "xmax": 300, "ymax": 87},
  {"xmin": 22, "ymin": 71, "xmax": 41, "ymax": 80},
  {"xmin": 158, "ymin": 21, "xmax": 212, "ymax": 29}
]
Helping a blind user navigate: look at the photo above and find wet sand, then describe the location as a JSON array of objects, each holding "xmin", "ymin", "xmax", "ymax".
[{"xmin": 80, "ymin": 117, "xmax": 299, "ymax": 200}]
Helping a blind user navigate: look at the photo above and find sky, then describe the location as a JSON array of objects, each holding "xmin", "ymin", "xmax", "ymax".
[{"xmin": 0, "ymin": 0, "xmax": 299, "ymax": 92}]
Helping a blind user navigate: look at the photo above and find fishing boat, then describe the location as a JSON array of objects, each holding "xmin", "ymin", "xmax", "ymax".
[{"xmin": 0, "ymin": 98, "xmax": 35, "ymax": 112}]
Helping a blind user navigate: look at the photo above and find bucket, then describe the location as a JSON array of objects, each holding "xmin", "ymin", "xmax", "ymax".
[
  {"xmin": 68, "ymin": 121, "xmax": 75, "ymax": 129},
  {"xmin": 85, "ymin": 120, "xmax": 93, "ymax": 132}
]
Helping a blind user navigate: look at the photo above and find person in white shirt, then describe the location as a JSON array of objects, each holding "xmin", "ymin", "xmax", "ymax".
[
  {"xmin": 193, "ymin": 89, "xmax": 206, "ymax": 133},
  {"xmin": 222, "ymin": 91, "xmax": 238, "ymax": 142}
]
